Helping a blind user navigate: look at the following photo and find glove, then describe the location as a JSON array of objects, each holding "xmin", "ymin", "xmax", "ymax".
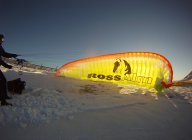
[
  {"xmin": 6, "ymin": 64, "xmax": 12, "ymax": 69},
  {"xmin": 12, "ymin": 54, "xmax": 19, "ymax": 58}
]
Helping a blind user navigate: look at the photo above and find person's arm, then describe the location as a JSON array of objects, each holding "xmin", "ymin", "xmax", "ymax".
[
  {"xmin": 2, "ymin": 51, "xmax": 18, "ymax": 58},
  {"xmin": 1, "ymin": 47, "xmax": 18, "ymax": 58}
]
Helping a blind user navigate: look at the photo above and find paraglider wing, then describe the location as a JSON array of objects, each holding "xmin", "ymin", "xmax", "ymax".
[{"xmin": 55, "ymin": 52, "xmax": 173, "ymax": 92}]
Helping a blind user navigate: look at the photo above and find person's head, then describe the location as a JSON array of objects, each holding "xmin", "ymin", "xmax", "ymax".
[{"xmin": 0, "ymin": 34, "xmax": 5, "ymax": 44}]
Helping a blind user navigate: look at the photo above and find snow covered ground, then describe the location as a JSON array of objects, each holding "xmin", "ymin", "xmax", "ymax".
[{"xmin": 0, "ymin": 66, "xmax": 192, "ymax": 140}]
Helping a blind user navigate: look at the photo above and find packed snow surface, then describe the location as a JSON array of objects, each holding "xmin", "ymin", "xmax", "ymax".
[{"xmin": 0, "ymin": 66, "xmax": 192, "ymax": 129}]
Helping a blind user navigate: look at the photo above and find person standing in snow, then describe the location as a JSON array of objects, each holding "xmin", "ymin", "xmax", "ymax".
[{"xmin": 0, "ymin": 34, "xmax": 18, "ymax": 106}]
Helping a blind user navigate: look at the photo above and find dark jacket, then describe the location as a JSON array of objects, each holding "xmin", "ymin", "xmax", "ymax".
[{"xmin": 0, "ymin": 45, "xmax": 16, "ymax": 68}]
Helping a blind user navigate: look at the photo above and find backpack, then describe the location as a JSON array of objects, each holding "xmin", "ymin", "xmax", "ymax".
[{"xmin": 7, "ymin": 78, "xmax": 26, "ymax": 94}]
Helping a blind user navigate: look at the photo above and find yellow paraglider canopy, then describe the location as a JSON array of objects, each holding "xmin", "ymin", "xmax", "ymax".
[{"xmin": 55, "ymin": 52, "xmax": 173, "ymax": 92}]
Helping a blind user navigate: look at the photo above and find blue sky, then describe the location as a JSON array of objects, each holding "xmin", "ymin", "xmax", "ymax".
[{"xmin": 1, "ymin": 0, "xmax": 192, "ymax": 80}]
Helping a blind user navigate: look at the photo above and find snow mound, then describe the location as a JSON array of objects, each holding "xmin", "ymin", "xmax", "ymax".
[
  {"xmin": 0, "ymin": 88, "xmax": 81, "ymax": 128},
  {"xmin": 0, "ymin": 84, "xmax": 149, "ymax": 128}
]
